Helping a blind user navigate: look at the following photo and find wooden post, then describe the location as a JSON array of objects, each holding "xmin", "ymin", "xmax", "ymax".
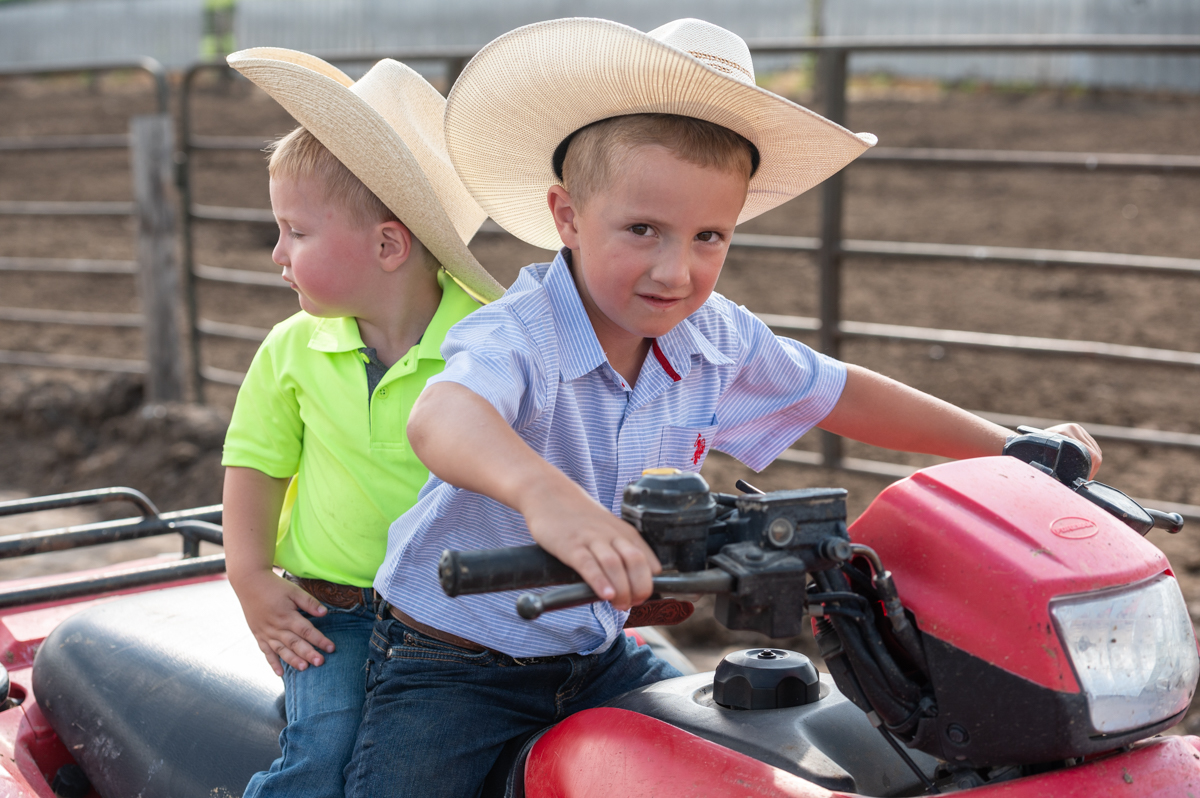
[
  {"xmin": 130, "ymin": 114, "xmax": 185, "ymax": 403},
  {"xmin": 817, "ymin": 50, "xmax": 847, "ymax": 469}
]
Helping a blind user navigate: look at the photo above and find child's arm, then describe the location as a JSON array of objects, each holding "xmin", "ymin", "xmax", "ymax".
[
  {"xmin": 407, "ymin": 382, "xmax": 661, "ymax": 610},
  {"xmin": 223, "ymin": 467, "xmax": 335, "ymax": 676},
  {"xmin": 818, "ymin": 365, "xmax": 1102, "ymax": 476}
]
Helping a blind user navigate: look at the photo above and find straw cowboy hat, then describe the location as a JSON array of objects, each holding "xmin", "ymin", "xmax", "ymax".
[
  {"xmin": 444, "ymin": 18, "xmax": 878, "ymax": 251},
  {"xmin": 226, "ymin": 47, "xmax": 505, "ymax": 302}
]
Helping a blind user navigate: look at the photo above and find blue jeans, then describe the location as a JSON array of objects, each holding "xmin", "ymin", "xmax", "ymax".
[
  {"xmin": 343, "ymin": 613, "xmax": 682, "ymax": 798},
  {"xmin": 243, "ymin": 588, "xmax": 379, "ymax": 798}
]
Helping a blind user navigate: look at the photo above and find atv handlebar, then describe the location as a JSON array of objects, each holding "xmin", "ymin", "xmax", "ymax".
[
  {"xmin": 440, "ymin": 428, "xmax": 1185, "ymax": 626},
  {"xmin": 439, "ymin": 545, "xmax": 581, "ymax": 597},
  {"xmin": 438, "ymin": 545, "xmax": 734, "ymax": 620},
  {"xmin": 516, "ymin": 570, "xmax": 734, "ymax": 619},
  {"xmin": 1148, "ymin": 508, "xmax": 1186, "ymax": 535}
]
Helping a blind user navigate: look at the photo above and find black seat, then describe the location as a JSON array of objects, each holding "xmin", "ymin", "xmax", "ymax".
[{"xmin": 33, "ymin": 580, "xmax": 284, "ymax": 798}]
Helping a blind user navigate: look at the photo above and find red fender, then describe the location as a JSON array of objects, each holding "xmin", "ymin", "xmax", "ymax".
[
  {"xmin": 524, "ymin": 708, "xmax": 1200, "ymax": 798},
  {"xmin": 524, "ymin": 707, "xmax": 853, "ymax": 798},
  {"xmin": 960, "ymin": 735, "xmax": 1200, "ymax": 798}
]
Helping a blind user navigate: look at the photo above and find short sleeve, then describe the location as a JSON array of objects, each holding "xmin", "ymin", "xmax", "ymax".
[
  {"xmin": 712, "ymin": 309, "xmax": 847, "ymax": 472},
  {"xmin": 426, "ymin": 306, "xmax": 547, "ymax": 431},
  {"xmin": 221, "ymin": 333, "xmax": 304, "ymax": 478}
]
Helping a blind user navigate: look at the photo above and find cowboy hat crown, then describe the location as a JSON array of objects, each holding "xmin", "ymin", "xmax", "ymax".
[{"xmin": 444, "ymin": 17, "xmax": 877, "ymax": 251}]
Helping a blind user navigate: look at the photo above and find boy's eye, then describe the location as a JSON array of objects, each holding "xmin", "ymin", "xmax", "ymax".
[
  {"xmin": 696, "ymin": 231, "xmax": 719, "ymax": 242},
  {"xmin": 290, "ymin": 230, "xmax": 304, "ymax": 239},
  {"xmin": 629, "ymin": 224, "xmax": 650, "ymax": 236}
]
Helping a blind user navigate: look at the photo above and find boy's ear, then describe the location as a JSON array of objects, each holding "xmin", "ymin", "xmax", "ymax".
[
  {"xmin": 547, "ymin": 185, "xmax": 580, "ymax": 250},
  {"xmin": 377, "ymin": 220, "xmax": 413, "ymax": 272}
]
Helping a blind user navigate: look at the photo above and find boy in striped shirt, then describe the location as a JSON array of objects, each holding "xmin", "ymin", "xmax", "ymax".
[{"xmin": 346, "ymin": 18, "xmax": 1101, "ymax": 798}]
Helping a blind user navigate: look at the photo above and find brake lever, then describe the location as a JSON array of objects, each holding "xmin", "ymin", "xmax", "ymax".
[{"xmin": 516, "ymin": 569, "xmax": 734, "ymax": 620}]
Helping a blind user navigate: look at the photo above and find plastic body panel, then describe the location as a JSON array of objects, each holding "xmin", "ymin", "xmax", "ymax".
[
  {"xmin": 524, "ymin": 707, "xmax": 858, "ymax": 798},
  {"xmin": 605, "ymin": 671, "xmax": 937, "ymax": 795},
  {"xmin": 525, "ymin": 707, "xmax": 1200, "ymax": 798},
  {"xmin": 847, "ymin": 456, "xmax": 1170, "ymax": 693},
  {"xmin": 919, "ymin": 634, "xmax": 1184, "ymax": 767}
]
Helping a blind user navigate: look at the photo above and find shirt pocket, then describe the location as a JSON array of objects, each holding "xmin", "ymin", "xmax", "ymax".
[{"xmin": 656, "ymin": 424, "xmax": 718, "ymax": 473}]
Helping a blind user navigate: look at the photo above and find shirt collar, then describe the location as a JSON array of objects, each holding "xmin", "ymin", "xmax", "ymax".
[
  {"xmin": 654, "ymin": 312, "xmax": 735, "ymax": 381},
  {"xmin": 544, "ymin": 250, "xmax": 609, "ymax": 382},
  {"xmin": 305, "ymin": 270, "xmax": 478, "ymax": 362},
  {"xmin": 417, "ymin": 269, "xmax": 479, "ymax": 362},
  {"xmin": 307, "ymin": 316, "xmax": 363, "ymax": 354}
]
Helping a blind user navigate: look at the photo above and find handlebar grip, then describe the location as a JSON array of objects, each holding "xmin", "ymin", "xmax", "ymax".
[
  {"xmin": 517, "ymin": 583, "xmax": 598, "ymax": 620},
  {"xmin": 516, "ymin": 570, "xmax": 735, "ymax": 620},
  {"xmin": 1148, "ymin": 509, "xmax": 1185, "ymax": 534},
  {"xmin": 439, "ymin": 545, "xmax": 582, "ymax": 597}
]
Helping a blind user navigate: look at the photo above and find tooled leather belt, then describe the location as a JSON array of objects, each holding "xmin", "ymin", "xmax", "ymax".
[{"xmin": 284, "ymin": 573, "xmax": 374, "ymax": 610}]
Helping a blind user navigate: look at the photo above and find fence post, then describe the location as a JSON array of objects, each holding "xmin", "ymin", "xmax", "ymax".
[
  {"xmin": 817, "ymin": 48, "xmax": 847, "ymax": 469},
  {"xmin": 178, "ymin": 67, "xmax": 207, "ymax": 403},
  {"xmin": 130, "ymin": 114, "xmax": 185, "ymax": 403}
]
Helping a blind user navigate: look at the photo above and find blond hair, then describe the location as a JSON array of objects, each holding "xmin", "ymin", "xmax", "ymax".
[
  {"xmin": 560, "ymin": 114, "xmax": 757, "ymax": 208},
  {"xmin": 267, "ymin": 126, "xmax": 399, "ymax": 229}
]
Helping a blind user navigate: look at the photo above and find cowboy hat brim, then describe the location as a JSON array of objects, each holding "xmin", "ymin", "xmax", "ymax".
[
  {"xmin": 228, "ymin": 48, "xmax": 505, "ymax": 302},
  {"xmin": 445, "ymin": 18, "xmax": 875, "ymax": 251}
]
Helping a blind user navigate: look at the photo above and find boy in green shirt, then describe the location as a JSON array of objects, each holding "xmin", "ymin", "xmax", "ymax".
[{"xmin": 219, "ymin": 48, "xmax": 503, "ymax": 798}]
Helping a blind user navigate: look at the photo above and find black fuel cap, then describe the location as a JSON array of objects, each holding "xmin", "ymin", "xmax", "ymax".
[{"xmin": 713, "ymin": 648, "xmax": 821, "ymax": 710}]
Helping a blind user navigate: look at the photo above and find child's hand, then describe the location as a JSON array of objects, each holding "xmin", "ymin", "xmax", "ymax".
[
  {"xmin": 522, "ymin": 486, "xmax": 661, "ymax": 612},
  {"xmin": 235, "ymin": 569, "xmax": 335, "ymax": 676},
  {"xmin": 408, "ymin": 383, "xmax": 663, "ymax": 612},
  {"xmin": 1043, "ymin": 422, "xmax": 1103, "ymax": 478}
]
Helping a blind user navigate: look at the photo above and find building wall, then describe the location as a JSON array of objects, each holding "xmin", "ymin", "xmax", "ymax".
[
  {"xmin": 830, "ymin": 0, "xmax": 1200, "ymax": 93},
  {"xmin": 0, "ymin": 0, "xmax": 1195, "ymax": 93}
]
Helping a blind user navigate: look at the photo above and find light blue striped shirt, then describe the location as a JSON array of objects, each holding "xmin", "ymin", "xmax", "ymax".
[{"xmin": 375, "ymin": 250, "xmax": 847, "ymax": 657}]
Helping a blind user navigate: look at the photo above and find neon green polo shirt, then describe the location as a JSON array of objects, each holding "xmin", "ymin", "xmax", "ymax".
[{"xmin": 221, "ymin": 270, "xmax": 479, "ymax": 586}]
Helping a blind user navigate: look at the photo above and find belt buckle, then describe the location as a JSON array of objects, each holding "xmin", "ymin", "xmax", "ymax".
[{"xmin": 511, "ymin": 654, "xmax": 555, "ymax": 666}]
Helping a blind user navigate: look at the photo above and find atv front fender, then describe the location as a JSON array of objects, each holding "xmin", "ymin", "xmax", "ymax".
[{"xmin": 524, "ymin": 708, "xmax": 1200, "ymax": 798}]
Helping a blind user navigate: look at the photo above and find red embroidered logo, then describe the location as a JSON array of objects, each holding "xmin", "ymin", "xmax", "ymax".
[{"xmin": 692, "ymin": 433, "xmax": 707, "ymax": 465}]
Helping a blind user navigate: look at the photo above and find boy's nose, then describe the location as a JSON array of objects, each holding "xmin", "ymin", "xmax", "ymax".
[
  {"xmin": 272, "ymin": 238, "xmax": 288, "ymax": 268},
  {"xmin": 651, "ymin": 248, "xmax": 691, "ymax": 289}
]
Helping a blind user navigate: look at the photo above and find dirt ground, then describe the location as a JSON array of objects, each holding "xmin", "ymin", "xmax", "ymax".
[{"xmin": 1, "ymin": 70, "xmax": 1200, "ymax": 720}]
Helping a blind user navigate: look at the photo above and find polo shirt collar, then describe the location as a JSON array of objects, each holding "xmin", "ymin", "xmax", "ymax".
[
  {"xmin": 307, "ymin": 316, "xmax": 363, "ymax": 354},
  {"xmin": 416, "ymin": 269, "xmax": 478, "ymax": 362},
  {"xmin": 305, "ymin": 270, "xmax": 477, "ymax": 363}
]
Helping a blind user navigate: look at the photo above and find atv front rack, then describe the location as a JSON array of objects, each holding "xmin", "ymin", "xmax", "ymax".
[{"xmin": 0, "ymin": 487, "xmax": 224, "ymax": 608}]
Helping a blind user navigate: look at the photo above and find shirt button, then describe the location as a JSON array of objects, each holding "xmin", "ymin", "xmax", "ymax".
[{"xmin": 378, "ymin": 387, "xmax": 388, "ymax": 398}]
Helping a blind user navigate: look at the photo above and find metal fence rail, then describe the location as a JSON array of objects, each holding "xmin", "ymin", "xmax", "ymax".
[
  {"xmin": 795, "ymin": 37, "xmax": 1200, "ymax": 470},
  {"xmin": 0, "ymin": 59, "xmax": 182, "ymax": 397},
  {"xmin": 4, "ymin": 38, "xmax": 1197, "ymax": 517},
  {"xmin": 172, "ymin": 37, "xmax": 1200, "ymax": 512},
  {"xmin": 176, "ymin": 35, "xmax": 1200, "ymax": 395}
]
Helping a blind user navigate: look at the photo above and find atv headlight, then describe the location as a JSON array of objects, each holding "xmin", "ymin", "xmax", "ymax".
[{"xmin": 1051, "ymin": 574, "xmax": 1198, "ymax": 734}]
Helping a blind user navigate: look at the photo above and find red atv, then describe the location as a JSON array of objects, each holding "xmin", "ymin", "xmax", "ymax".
[{"xmin": 1, "ymin": 428, "xmax": 1196, "ymax": 797}]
